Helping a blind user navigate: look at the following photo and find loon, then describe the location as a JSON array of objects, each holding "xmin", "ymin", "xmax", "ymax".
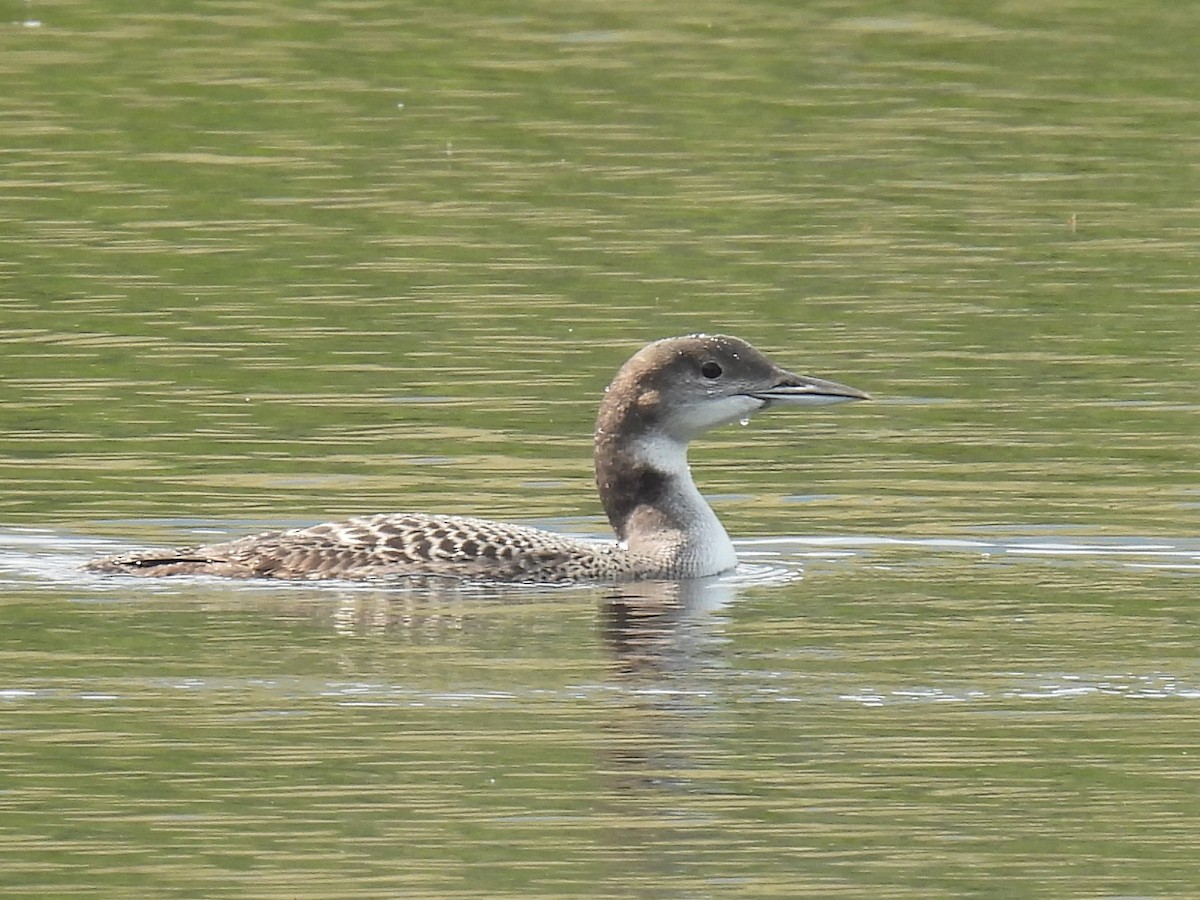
[{"xmin": 86, "ymin": 334, "xmax": 869, "ymax": 583}]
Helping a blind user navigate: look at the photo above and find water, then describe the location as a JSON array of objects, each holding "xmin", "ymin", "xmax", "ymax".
[{"xmin": 3, "ymin": 0, "xmax": 1199, "ymax": 895}]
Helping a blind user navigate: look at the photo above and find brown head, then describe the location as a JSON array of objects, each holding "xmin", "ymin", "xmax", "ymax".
[
  {"xmin": 593, "ymin": 334, "xmax": 869, "ymax": 537},
  {"xmin": 595, "ymin": 333, "xmax": 868, "ymax": 447}
]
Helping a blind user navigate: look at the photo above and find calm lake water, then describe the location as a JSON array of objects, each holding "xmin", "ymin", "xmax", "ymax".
[{"xmin": 2, "ymin": 0, "xmax": 1199, "ymax": 896}]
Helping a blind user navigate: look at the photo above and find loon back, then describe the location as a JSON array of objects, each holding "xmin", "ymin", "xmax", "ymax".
[{"xmin": 87, "ymin": 513, "xmax": 650, "ymax": 583}]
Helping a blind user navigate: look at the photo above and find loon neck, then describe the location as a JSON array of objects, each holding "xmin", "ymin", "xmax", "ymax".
[{"xmin": 594, "ymin": 408, "xmax": 736, "ymax": 576}]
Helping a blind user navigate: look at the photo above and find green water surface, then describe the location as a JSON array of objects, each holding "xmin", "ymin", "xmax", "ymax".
[{"xmin": 2, "ymin": 1, "xmax": 1198, "ymax": 896}]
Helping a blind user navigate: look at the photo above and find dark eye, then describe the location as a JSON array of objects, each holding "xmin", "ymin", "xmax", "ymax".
[{"xmin": 700, "ymin": 361, "xmax": 722, "ymax": 379}]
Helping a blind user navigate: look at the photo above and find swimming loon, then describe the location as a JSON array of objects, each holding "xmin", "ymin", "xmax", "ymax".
[{"xmin": 86, "ymin": 334, "xmax": 869, "ymax": 583}]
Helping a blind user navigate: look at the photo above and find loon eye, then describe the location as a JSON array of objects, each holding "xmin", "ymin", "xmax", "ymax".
[{"xmin": 700, "ymin": 361, "xmax": 723, "ymax": 379}]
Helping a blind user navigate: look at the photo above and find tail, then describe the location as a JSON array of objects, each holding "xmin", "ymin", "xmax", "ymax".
[{"xmin": 85, "ymin": 550, "xmax": 222, "ymax": 577}]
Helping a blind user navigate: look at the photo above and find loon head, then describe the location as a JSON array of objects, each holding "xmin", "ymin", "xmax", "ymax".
[{"xmin": 596, "ymin": 333, "xmax": 870, "ymax": 446}]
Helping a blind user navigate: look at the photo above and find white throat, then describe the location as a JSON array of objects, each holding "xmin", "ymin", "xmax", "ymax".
[{"xmin": 626, "ymin": 432, "xmax": 738, "ymax": 576}]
